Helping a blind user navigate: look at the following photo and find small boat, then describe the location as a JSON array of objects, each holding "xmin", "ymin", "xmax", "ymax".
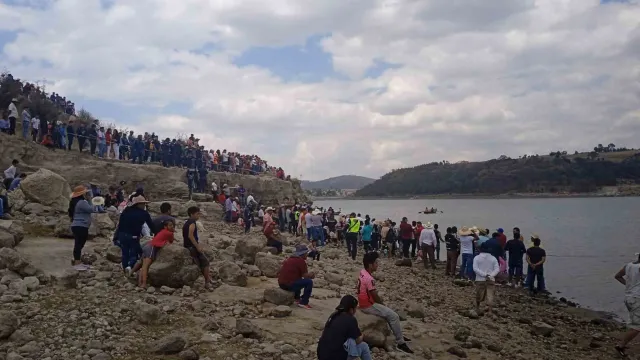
[{"xmin": 421, "ymin": 208, "xmax": 438, "ymax": 214}]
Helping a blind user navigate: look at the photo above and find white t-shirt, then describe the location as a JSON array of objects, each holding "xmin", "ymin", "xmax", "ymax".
[
  {"xmin": 460, "ymin": 235, "xmax": 475, "ymax": 255},
  {"xmin": 625, "ymin": 262, "xmax": 640, "ymax": 298},
  {"xmin": 419, "ymin": 229, "xmax": 437, "ymax": 246},
  {"xmin": 211, "ymin": 182, "xmax": 218, "ymax": 191},
  {"xmin": 31, "ymin": 117, "xmax": 39, "ymax": 129},
  {"xmin": 258, "ymin": 209, "xmax": 264, "ymax": 218},
  {"xmin": 8, "ymin": 103, "xmax": 18, "ymax": 118},
  {"xmin": 222, "ymin": 153, "xmax": 229, "ymax": 161}
]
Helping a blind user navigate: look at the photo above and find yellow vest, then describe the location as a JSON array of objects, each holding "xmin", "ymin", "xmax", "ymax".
[
  {"xmin": 347, "ymin": 218, "xmax": 361, "ymax": 233},
  {"xmin": 295, "ymin": 211, "xmax": 300, "ymax": 220}
]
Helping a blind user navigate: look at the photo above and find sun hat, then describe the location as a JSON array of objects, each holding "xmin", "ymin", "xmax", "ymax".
[
  {"xmin": 91, "ymin": 196, "xmax": 105, "ymax": 206},
  {"xmin": 531, "ymin": 233, "xmax": 540, "ymax": 240},
  {"xmin": 424, "ymin": 222, "xmax": 433, "ymax": 229},
  {"xmin": 265, "ymin": 206, "xmax": 275, "ymax": 212},
  {"xmin": 293, "ymin": 244, "xmax": 309, "ymax": 257},
  {"xmin": 71, "ymin": 185, "xmax": 89, "ymax": 198},
  {"xmin": 459, "ymin": 226, "xmax": 473, "ymax": 236},
  {"xmin": 336, "ymin": 294, "xmax": 359, "ymax": 311},
  {"xmin": 312, "ymin": 209, "xmax": 321, "ymax": 215},
  {"xmin": 130, "ymin": 195, "xmax": 149, "ymax": 205}
]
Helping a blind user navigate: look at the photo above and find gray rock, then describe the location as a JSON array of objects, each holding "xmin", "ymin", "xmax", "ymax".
[
  {"xmin": 178, "ymin": 348, "xmax": 199, "ymax": 360},
  {"xmin": 151, "ymin": 334, "xmax": 186, "ymax": 354},
  {"xmin": 254, "ymin": 253, "xmax": 281, "ymax": 278},
  {"xmin": 136, "ymin": 303, "xmax": 163, "ymax": 325},
  {"xmin": 324, "ymin": 272, "xmax": 344, "ymax": 286},
  {"xmin": 263, "ymin": 287, "xmax": 294, "ymax": 306},
  {"xmin": 395, "ymin": 258, "xmax": 412, "ymax": 267},
  {"xmin": 54, "ymin": 268, "xmax": 78, "ymax": 289},
  {"xmin": 447, "ymin": 346, "xmax": 467, "ymax": 358},
  {"xmin": 406, "ymin": 301, "xmax": 425, "ymax": 318},
  {"xmin": 148, "ymin": 245, "xmax": 201, "ymax": 288},
  {"xmin": 8, "ymin": 280, "xmax": 28, "ymax": 296},
  {"xmin": 236, "ymin": 318, "xmax": 261, "ymax": 338},
  {"xmin": 22, "ymin": 277, "xmax": 39, "ymax": 291},
  {"xmin": 105, "ymin": 246, "xmax": 122, "ymax": 263},
  {"xmin": 531, "ymin": 321, "xmax": 555, "ymax": 337},
  {"xmin": 217, "ymin": 261, "xmax": 247, "ymax": 286},
  {"xmin": 271, "ymin": 305, "xmax": 292, "ymax": 318},
  {"xmin": 0, "ymin": 311, "xmax": 19, "ymax": 339},
  {"xmin": 235, "ymin": 236, "xmax": 265, "ymax": 264}
]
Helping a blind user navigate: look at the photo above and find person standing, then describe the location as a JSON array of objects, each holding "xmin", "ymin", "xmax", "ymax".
[
  {"xmin": 504, "ymin": 227, "xmax": 527, "ymax": 286},
  {"xmin": 68, "ymin": 185, "xmax": 93, "ymax": 267},
  {"xmin": 418, "ymin": 222, "xmax": 437, "ymax": 269},
  {"xmin": 413, "ymin": 221, "xmax": 424, "ymax": 259},
  {"xmin": 183, "ymin": 206, "xmax": 214, "ymax": 289},
  {"xmin": 361, "ymin": 219, "xmax": 373, "ymax": 253},
  {"xmin": 614, "ymin": 253, "xmax": 640, "ymax": 357},
  {"xmin": 88, "ymin": 124, "xmax": 98, "ymax": 156},
  {"xmin": 66, "ymin": 121, "xmax": 75, "ymax": 151},
  {"xmin": 30, "ymin": 115, "xmax": 39, "ymax": 142},
  {"xmin": 473, "ymin": 242, "xmax": 500, "ymax": 314},
  {"xmin": 458, "ymin": 226, "xmax": 477, "ymax": 280},
  {"xmin": 399, "ymin": 217, "xmax": 413, "ymax": 259},
  {"xmin": 525, "ymin": 234, "xmax": 546, "ymax": 296},
  {"xmin": 21, "ymin": 107, "xmax": 31, "ymax": 140},
  {"xmin": 114, "ymin": 195, "xmax": 154, "ymax": 276},
  {"xmin": 434, "ymin": 224, "xmax": 443, "ymax": 261},
  {"xmin": 345, "ymin": 213, "xmax": 361, "ymax": 261},
  {"xmin": 7, "ymin": 98, "xmax": 18, "ymax": 135},
  {"xmin": 444, "ymin": 227, "xmax": 460, "ymax": 276}
]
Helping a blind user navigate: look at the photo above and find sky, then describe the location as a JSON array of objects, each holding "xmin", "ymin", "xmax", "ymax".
[{"xmin": 0, "ymin": 0, "xmax": 638, "ymax": 181}]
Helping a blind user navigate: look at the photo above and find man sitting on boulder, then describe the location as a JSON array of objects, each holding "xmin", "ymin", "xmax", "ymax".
[
  {"xmin": 357, "ymin": 252, "xmax": 414, "ymax": 354},
  {"xmin": 278, "ymin": 244, "xmax": 315, "ymax": 309}
]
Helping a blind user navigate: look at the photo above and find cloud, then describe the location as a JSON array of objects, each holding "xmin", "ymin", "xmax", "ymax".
[{"xmin": 0, "ymin": 0, "xmax": 639, "ymax": 180}]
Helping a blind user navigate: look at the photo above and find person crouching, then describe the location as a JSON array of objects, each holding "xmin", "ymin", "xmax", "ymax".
[{"xmin": 308, "ymin": 239, "xmax": 321, "ymax": 261}]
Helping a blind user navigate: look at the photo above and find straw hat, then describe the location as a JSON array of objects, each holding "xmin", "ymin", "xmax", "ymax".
[
  {"xmin": 312, "ymin": 209, "xmax": 321, "ymax": 215},
  {"xmin": 91, "ymin": 196, "xmax": 105, "ymax": 206},
  {"xmin": 265, "ymin": 206, "xmax": 275, "ymax": 212},
  {"xmin": 459, "ymin": 226, "xmax": 473, "ymax": 236},
  {"xmin": 424, "ymin": 222, "xmax": 434, "ymax": 229},
  {"xmin": 130, "ymin": 195, "xmax": 149, "ymax": 206},
  {"xmin": 71, "ymin": 185, "xmax": 89, "ymax": 198}
]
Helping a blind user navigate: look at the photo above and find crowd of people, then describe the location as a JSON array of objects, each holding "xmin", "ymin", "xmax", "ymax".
[{"xmin": 1, "ymin": 76, "xmax": 288, "ymax": 181}]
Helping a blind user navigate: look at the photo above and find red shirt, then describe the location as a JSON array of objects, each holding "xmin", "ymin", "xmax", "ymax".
[
  {"xmin": 357, "ymin": 269, "xmax": 376, "ymax": 308},
  {"xmin": 399, "ymin": 222, "xmax": 413, "ymax": 240},
  {"xmin": 497, "ymin": 233, "xmax": 508, "ymax": 248},
  {"xmin": 414, "ymin": 225, "xmax": 424, "ymax": 239},
  {"xmin": 151, "ymin": 229, "xmax": 174, "ymax": 247},
  {"xmin": 277, "ymin": 257, "xmax": 308, "ymax": 286}
]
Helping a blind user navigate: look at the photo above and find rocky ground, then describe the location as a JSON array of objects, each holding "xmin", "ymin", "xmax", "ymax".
[{"xmin": 0, "ymin": 166, "xmax": 634, "ymax": 360}]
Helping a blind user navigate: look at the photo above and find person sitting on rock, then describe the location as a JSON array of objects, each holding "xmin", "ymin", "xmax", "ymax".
[
  {"xmin": 151, "ymin": 202, "xmax": 175, "ymax": 235},
  {"xmin": 357, "ymin": 252, "xmax": 413, "ymax": 354},
  {"xmin": 183, "ymin": 206, "xmax": 214, "ymax": 289},
  {"xmin": 133, "ymin": 218, "xmax": 175, "ymax": 288},
  {"xmin": 317, "ymin": 295, "xmax": 372, "ymax": 360},
  {"xmin": 263, "ymin": 219, "xmax": 283, "ymax": 254},
  {"xmin": 308, "ymin": 239, "xmax": 320, "ymax": 261},
  {"xmin": 278, "ymin": 244, "xmax": 315, "ymax": 309}
]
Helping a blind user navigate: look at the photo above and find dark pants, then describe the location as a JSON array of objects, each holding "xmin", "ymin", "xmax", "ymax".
[
  {"xmin": 509, "ymin": 259, "xmax": 524, "ymax": 283},
  {"xmin": 267, "ymin": 238, "xmax": 283, "ymax": 254},
  {"xmin": 8, "ymin": 117, "xmax": 15, "ymax": 135},
  {"xmin": 244, "ymin": 217, "xmax": 251, "ymax": 233},
  {"xmin": 79, "ymin": 138, "xmax": 86, "ymax": 152},
  {"xmin": 446, "ymin": 250, "xmax": 458, "ymax": 275},
  {"xmin": 346, "ymin": 232, "xmax": 358, "ymax": 260},
  {"xmin": 387, "ymin": 240, "xmax": 397, "ymax": 256},
  {"xmin": 67, "ymin": 134, "xmax": 74, "ymax": 150},
  {"xmin": 225, "ymin": 210, "xmax": 232, "ymax": 223},
  {"xmin": 71, "ymin": 226, "xmax": 89, "ymax": 261},
  {"xmin": 435, "ymin": 243, "xmax": 441, "ymax": 261},
  {"xmin": 526, "ymin": 266, "xmax": 545, "ymax": 293},
  {"xmin": 308, "ymin": 251, "xmax": 320, "ymax": 261},
  {"xmin": 288, "ymin": 221, "xmax": 296, "ymax": 234},
  {"xmin": 90, "ymin": 140, "xmax": 97, "ymax": 155},
  {"xmin": 410, "ymin": 239, "xmax": 417, "ymax": 257},
  {"xmin": 31, "ymin": 129, "xmax": 38, "ymax": 142},
  {"xmin": 279, "ymin": 279, "xmax": 313, "ymax": 305},
  {"xmin": 119, "ymin": 232, "xmax": 141, "ymax": 269},
  {"xmin": 401, "ymin": 239, "xmax": 411, "ymax": 258},
  {"xmin": 421, "ymin": 244, "xmax": 436, "ymax": 269},
  {"xmin": 363, "ymin": 241, "xmax": 372, "ymax": 253},
  {"xmin": 3, "ymin": 178, "xmax": 13, "ymax": 190}
]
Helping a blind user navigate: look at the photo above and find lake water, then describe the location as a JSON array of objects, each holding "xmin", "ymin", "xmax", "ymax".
[{"xmin": 314, "ymin": 197, "xmax": 640, "ymax": 319}]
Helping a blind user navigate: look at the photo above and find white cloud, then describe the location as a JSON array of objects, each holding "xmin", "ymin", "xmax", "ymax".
[{"xmin": 0, "ymin": 0, "xmax": 639, "ymax": 180}]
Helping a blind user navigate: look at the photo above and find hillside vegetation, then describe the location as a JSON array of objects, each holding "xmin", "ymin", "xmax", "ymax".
[
  {"xmin": 301, "ymin": 175, "xmax": 375, "ymax": 190},
  {"xmin": 356, "ymin": 147, "xmax": 640, "ymax": 197}
]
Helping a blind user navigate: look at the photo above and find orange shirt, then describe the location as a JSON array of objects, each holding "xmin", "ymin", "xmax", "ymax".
[{"xmin": 357, "ymin": 269, "xmax": 376, "ymax": 308}]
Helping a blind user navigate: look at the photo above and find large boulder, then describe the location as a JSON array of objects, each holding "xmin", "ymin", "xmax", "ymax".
[
  {"xmin": 91, "ymin": 213, "xmax": 115, "ymax": 237},
  {"xmin": 217, "ymin": 261, "xmax": 247, "ymax": 286},
  {"xmin": 0, "ymin": 220, "xmax": 24, "ymax": 246},
  {"xmin": 0, "ymin": 248, "xmax": 37, "ymax": 276},
  {"xmin": 19, "ymin": 169, "xmax": 71, "ymax": 212},
  {"xmin": 6, "ymin": 189, "xmax": 25, "ymax": 212},
  {"xmin": 235, "ymin": 236, "xmax": 265, "ymax": 265},
  {"xmin": 53, "ymin": 215, "xmax": 98, "ymax": 238},
  {"xmin": 355, "ymin": 311, "xmax": 393, "ymax": 348},
  {"xmin": 254, "ymin": 252, "xmax": 281, "ymax": 278},
  {"xmin": 0, "ymin": 311, "xmax": 19, "ymax": 339},
  {"xmin": 147, "ymin": 245, "xmax": 201, "ymax": 288},
  {"xmin": 263, "ymin": 287, "xmax": 294, "ymax": 306}
]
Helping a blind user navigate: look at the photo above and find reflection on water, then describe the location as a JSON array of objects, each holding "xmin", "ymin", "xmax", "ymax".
[{"xmin": 315, "ymin": 197, "xmax": 640, "ymax": 318}]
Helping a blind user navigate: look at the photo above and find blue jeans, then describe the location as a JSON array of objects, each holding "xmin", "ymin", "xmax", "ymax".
[
  {"xmin": 225, "ymin": 210, "xmax": 232, "ymax": 222},
  {"xmin": 508, "ymin": 259, "xmax": 523, "ymax": 281},
  {"xmin": 345, "ymin": 340, "xmax": 372, "ymax": 360},
  {"xmin": 525, "ymin": 266, "xmax": 546, "ymax": 292},
  {"xmin": 306, "ymin": 227, "xmax": 312, "ymax": 240},
  {"xmin": 22, "ymin": 121, "xmax": 29, "ymax": 139},
  {"xmin": 279, "ymin": 278, "xmax": 313, "ymax": 305},
  {"xmin": 119, "ymin": 232, "xmax": 141, "ymax": 269},
  {"xmin": 98, "ymin": 142, "xmax": 107, "ymax": 158},
  {"xmin": 460, "ymin": 253, "xmax": 474, "ymax": 279},
  {"xmin": 313, "ymin": 226, "xmax": 325, "ymax": 245}
]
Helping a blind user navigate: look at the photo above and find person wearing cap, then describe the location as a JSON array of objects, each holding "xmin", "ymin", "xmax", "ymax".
[
  {"xmin": 358, "ymin": 252, "xmax": 413, "ymax": 354},
  {"xmin": 525, "ymin": 234, "xmax": 546, "ymax": 296},
  {"xmin": 114, "ymin": 195, "xmax": 154, "ymax": 275},
  {"xmin": 496, "ymin": 228, "xmax": 508, "ymax": 249},
  {"xmin": 278, "ymin": 244, "xmax": 315, "ymax": 309},
  {"xmin": 346, "ymin": 213, "xmax": 361, "ymax": 261},
  {"xmin": 614, "ymin": 253, "xmax": 640, "ymax": 357},
  {"xmin": 7, "ymin": 98, "xmax": 18, "ymax": 135},
  {"xmin": 473, "ymin": 242, "xmax": 500, "ymax": 314},
  {"xmin": 68, "ymin": 185, "xmax": 94, "ymax": 267},
  {"xmin": 317, "ymin": 295, "xmax": 371, "ymax": 360}
]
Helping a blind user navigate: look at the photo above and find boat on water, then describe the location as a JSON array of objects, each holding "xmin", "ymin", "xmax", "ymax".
[{"xmin": 421, "ymin": 207, "xmax": 438, "ymax": 214}]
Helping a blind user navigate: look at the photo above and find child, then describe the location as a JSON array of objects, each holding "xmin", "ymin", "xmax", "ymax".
[
  {"xmin": 135, "ymin": 218, "xmax": 175, "ymax": 288},
  {"xmin": 308, "ymin": 239, "xmax": 320, "ymax": 261},
  {"xmin": 183, "ymin": 206, "xmax": 214, "ymax": 289}
]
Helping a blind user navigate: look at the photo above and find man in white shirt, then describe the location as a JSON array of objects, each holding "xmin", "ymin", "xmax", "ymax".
[
  {"xmin": 7, "ymin": 98, "xmax": 18, "ymax": 135},
  {"xmin": 31, "ymin": 116, "xmax": 40, "ymax": 142},
  {"xmin": 211, "ymin": 181, "xmax": 218, "ymax": 196},
  {"xmin": 418, "ymin": 222, "xmax": 437, "ymax": 269},
  {"xmin": 3, "ymin": 159, "xmax": 19, "ymax": 189},
  {"xmin": 246, "ymin": 193, "xmax": 258, "ymax": 208},
  {"xmin": 473, "ymin": 242, "xmax": 500, "ymax": 313}
]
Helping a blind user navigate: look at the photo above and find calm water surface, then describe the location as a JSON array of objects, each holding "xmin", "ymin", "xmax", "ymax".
[{"xmin": 314, "ymin": 197, "xmax": 640, "ymax": 319}]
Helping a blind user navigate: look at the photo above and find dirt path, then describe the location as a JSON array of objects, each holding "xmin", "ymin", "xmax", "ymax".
[{"xmin": 15, "ymin": 236, "xmax": 97, "ymax": 276}]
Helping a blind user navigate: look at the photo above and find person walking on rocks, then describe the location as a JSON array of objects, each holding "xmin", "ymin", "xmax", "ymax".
[
  {"xmin": 357, "ymin": 252, "xmax": 413, "ymax": 354},
  {"xmin": 614, "ymin": 252, "xmax": 640, "ymax": 357},
  {"xmin": 473, "ymin": 242, "xmax": 500, "ymax": 314},
  {"xmin": 317, "ymin": 295, "xmax": 372, "ymax": 360},
  {"xmin": 183, "ymin": 206, "xmax": 214, "ymax": 289},
  {"xmin": 345, "ymin": 213, "xmax": 361, "ymax": 261},
  {"xmin": 115, "ymin": 195, "xmax": 154, "ymax": 276},
  {"xmin": 278, "ymin": 244, "xmax": 315, "ymax": 309},
  {"xmin": 68, "ymin": 185, "xmax": 94, "ymax": 268}
]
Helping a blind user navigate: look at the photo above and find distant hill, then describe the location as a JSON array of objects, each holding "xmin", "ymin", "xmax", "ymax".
[
  {"xmin": 356, "ymin": 148, "xmax": 640, "ymax": 197},
  {"xmin": 302, "ymin": 175, "xmax": 376, "ymax": 190}
]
